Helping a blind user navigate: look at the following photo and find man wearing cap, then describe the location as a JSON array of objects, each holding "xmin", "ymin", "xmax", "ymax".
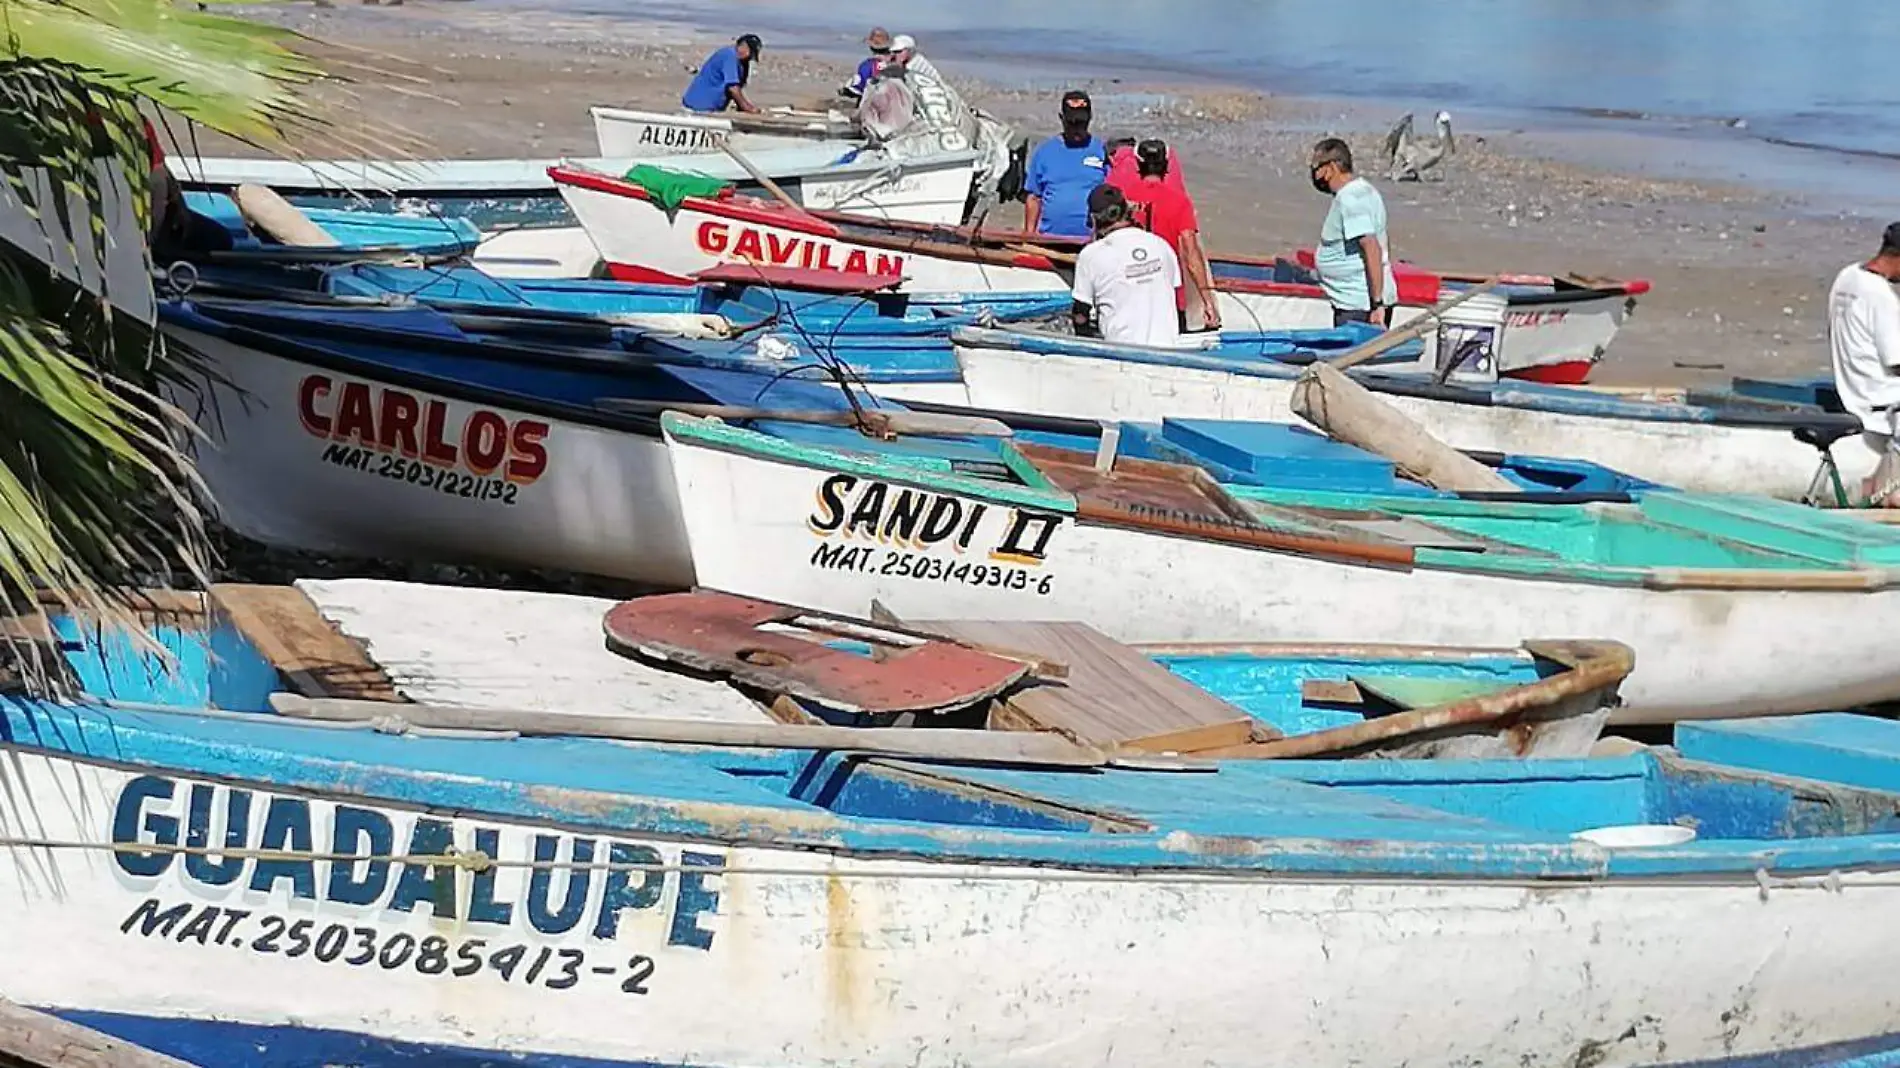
[
  {"xmin": 1071, "ymin": 185, "xmax": 1183, "ymax": 348},
  {"xmin": 682, "ymin": 34, "xmax": 763, "ymax": 114},
  {"xmin": 1024, "ymin": 90, "xmax": 1108, "ymax": 239},
  {"xmin": 1309, "ymin": 137, "xmax": 1397, "ymax": 327},
  {"xmin": 1108, "ymin": 138, "xmax": 1220, "ymax": 332},
  {"xmin": 840, "ymin": 28, "xmax": 892, "ymax": 101},
  {"xmin": 1829, "ymin": 222, "xmax": 1900, "ymax": 504}
]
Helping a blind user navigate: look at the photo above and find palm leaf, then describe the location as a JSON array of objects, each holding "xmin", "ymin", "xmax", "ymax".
[{"xmin": 0, "ymin": 0, "xmax": 362, "ymax": 681}]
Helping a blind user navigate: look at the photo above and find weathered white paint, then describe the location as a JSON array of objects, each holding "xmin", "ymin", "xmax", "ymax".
[
  {"xmin": 591, "ymin": 105, "xmax": 851, "ymax": 157},
  {"xmin": 163, "ymin": 327, "xmax": 693, "ymax": 586},
  {"xmin": 5, "ymin": 749, "xmax": 1900, "ymax": 1066},
  {"xmin": 299, "ymin": 578, "xmax": 765, "ymax": 723},
  {"xmin": 951, "ymin": 338, "xmax": 1872, "ymax": 499},
  {"xmin": 1495, "ymin": 291, "xmax": 1632, "ymax": 375},
  {"xmin": 665, "ymin": 432, "xmax": 1900, "ymax": 722}
]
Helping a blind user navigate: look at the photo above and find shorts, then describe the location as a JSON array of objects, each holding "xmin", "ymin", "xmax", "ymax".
[{"xmin": 1333, "ymin": 307, "xmax": 1373, "ymax": 327}]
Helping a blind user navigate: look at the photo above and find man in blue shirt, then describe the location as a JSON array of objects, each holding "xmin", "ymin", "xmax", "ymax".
[
  {"xmin": 839, "ymin": 27, "xmax": 891, "ymax": 101},
  {"xmin": 1023, "ymin": 89, "xmax": 1107, "ymax": 239},
  {"xmin": 1309, "ymin": 137, "xmax": 1398, "ymax": 327},
  {"xmin": 682, "ymin": 34, "xmax": 763, "ymax": 114}
]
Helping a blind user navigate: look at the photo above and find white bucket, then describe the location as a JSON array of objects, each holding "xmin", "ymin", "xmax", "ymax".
[
  {"xmin": 1571, "ymin": 824, "xmax": 1698, "ymax": 849},
  {"xmin": 1430, "ymin": 290, "xmax": 1509, "ymax": 384}
]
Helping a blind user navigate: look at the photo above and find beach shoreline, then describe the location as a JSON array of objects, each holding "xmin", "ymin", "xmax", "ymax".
[{"xmin": 213, "ymin": 1, "xmax": 1883, "ymax": 387}]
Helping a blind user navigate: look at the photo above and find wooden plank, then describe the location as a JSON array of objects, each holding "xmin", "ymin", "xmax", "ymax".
[
  {"xmin": 208, "ymin": 584, "xmax": 401, "ymax": 701},
  {"xmin": 912, "ymin": 620, "xmax": 1265, "ymax": 751},
  {"xmin": 0, "ymin": 998, "xmax": 199, "ymax": 1067},
  {"xmin": 1348, "ymin": 674, "xmax": 1523, "ymax": 712},
  {"xmin": 1014, "ymin": 442, "xmax": 1416, "ymax": 569},
  {"xmin": 1302, "ymin": 679, "xmax": 1364, "ymax": 705},
  {"xmin": 270, "ymin": 693, "xmax": 1108, "ymax": 768}
]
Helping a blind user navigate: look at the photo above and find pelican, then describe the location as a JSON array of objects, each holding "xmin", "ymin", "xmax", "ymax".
[{"xmin": 1384, "ymin": 110, "xmax": 1455, "ymax": 181}]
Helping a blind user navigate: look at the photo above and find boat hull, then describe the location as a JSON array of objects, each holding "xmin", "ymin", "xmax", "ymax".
[
  {"xmin": 164, "ymin": 326, "xmax": 693, "ymax": 584},
  {"xmin": 950, "ymin": 337, "xmax": 1874, "ymax": 500},
  {"xmin": 664, "ymin": 426, "xmax": 1900, "ymax": 721},
  {"xmin": 11, "ymin": 745, "xmax": 1900, "ymax": 1068}
]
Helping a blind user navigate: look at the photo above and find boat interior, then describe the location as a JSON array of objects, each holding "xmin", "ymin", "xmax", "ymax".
[{"xmin": 10, "ymin": 585, "xmax": 1900, "ymax": 880}]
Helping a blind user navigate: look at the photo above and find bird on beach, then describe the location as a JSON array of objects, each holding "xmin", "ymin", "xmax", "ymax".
[{"xmin": 1384, "ymin": 110, "xmax": 1455, "ymax": 181}]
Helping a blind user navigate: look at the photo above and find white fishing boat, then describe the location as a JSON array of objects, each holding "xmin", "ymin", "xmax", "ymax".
[
  {"xmin": 658, "ymin": 409, "xmax": 1900, "ymax": 723},
  {"xmin": 169, "ymin": 142, "xmax": 983, "ymax": 226},
  {"xmin": 551, "ymin": 172, "xmax": 1646, "ymax": 379},
  {"xmin": 591, "ymin": 104, "xmax": 859, "ymax": 156},
  {"xmin": 946, "ymin": 325, "xmax": 1872, "ymax": 500},
  {"xmin": 14, "ymin": 579, "xmax": 1900, "ymax": 1066}
]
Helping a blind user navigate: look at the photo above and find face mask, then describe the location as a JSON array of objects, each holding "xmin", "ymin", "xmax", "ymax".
[{"xmin": 1309, "ymin": 166, "xmax": 1332, "ymax": 195}]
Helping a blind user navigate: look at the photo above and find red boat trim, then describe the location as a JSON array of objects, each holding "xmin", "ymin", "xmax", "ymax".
[
  {"xmin": 693, "ymin": 263, "xmax": 905, "ymax": 292},
  {"xmin": 1503, "ymin": 360, "xmax": 1599, "ymax": 385},
  {"xmin": 605, "ymin": 262, "xmax": 694, "ymax": 285}
]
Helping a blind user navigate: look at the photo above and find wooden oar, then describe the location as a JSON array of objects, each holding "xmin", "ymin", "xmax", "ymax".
[
  {"xmin": 1005, "ymin": 241, "xmax": 1078, "ymax": 266},
  {"xmin": 269, "ymin": 693, "xmax": 1107, "ymax": 768},
  {"xmin": 597, "ymin": 399, "xmax": 1015, "ymax": 438},
  {"xmin": 722, "ymin": 142, "xmax": 821, "ymax": 223},
  {"xmin": 1328, "ymin": 277, "xmax": 1504, "ymax": 372}
]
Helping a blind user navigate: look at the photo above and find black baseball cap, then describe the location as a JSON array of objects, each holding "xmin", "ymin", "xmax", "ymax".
[
  {"xmin": 1884, "ymin": 221, "xmax": 1900, "ymax": 254},
  {"xmin": 1061, "ymin": 89, "xmax": 1092, "ymax": 115},
  {"xmin": 737, "ymin": 33, "xmax": 763, "ymax": 54},
  {"xmin": 1136, "ymin": 138, "xmax": 1168, "ymax": 170},
  {"xmin": 1087, "ymin": 183, "xmax": 1127, "ymax": 217}
]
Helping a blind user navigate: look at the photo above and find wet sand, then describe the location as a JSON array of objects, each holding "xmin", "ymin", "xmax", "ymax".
[{"xmin": 216, "ymin": 2, "xmax": 1885, "ymax": 387}]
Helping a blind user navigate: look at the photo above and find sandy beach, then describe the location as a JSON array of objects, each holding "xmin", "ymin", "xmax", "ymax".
[{"xmin": 209, "ymin": 2, "xmax": 1881, "ymax": 391}]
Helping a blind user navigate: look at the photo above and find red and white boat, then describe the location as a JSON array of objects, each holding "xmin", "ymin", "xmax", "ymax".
[{"xmin": 550, "ymin": 165, "xmax": 1648, "ymax": 382}]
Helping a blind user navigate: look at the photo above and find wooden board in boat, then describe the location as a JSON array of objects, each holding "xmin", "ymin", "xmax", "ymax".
[{"xmin": 909, "ymin": 619, "xmax": 1266, "ymax": 753}]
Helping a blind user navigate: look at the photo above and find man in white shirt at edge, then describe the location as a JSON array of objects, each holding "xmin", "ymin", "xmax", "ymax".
[
  {"xmin": 1829, "ymin": 221, "xmax": 1900, "ymax": 505},
  {"xmin": 1071, "ymin": 184, "xmax": 1184, "ymax": 348}
]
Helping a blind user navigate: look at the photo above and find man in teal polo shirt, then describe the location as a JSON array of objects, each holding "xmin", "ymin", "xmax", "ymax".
[
  {"xmin": 1309, "ymin": 137, "xmax": 1398, "ymax": 327},
  {"xmin": 682, "ymin": 34, "xmax": 763, "ymax": 114}
]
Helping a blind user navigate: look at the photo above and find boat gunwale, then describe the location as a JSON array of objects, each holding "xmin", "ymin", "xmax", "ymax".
[
  {"xmin": 949, "ymin": 326, "xmax": 1863, "ymax": 433},
  {"xmin": 18, "ymin": 697, "xmax": 1900, "ymax": 882}
]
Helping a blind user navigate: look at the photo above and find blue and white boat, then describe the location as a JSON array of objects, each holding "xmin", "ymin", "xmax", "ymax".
[
  {"xmin": 4, "ymin": 577, "xmax": 1900, "ymax": 1067},
  {"xmin": 944, "ymin": 324, "xmax": 1869, "ymax": 501}
]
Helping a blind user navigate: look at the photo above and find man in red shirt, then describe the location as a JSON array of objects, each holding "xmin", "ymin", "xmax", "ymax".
[{"xmin": 1107, "ymin": 139, "xmax": 1220, "ymax": 332}]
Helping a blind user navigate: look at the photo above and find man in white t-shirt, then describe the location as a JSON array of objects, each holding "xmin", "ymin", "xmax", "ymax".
[
  {"xmin": 1071, "ymin": 184, "xmax": 1183, "ymax": 347},
  {"xmin": 1828, "ymin": 222, "xmax": 1900, "ymax": 504}
]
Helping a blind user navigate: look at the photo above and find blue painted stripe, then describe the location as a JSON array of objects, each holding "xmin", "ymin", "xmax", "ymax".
[
  {"xmin": 50, "ymin": 1007, "xmax": 1900, "ymax": 1066},
  {"xmin": 54, "ymin": 1009, "xmax": 693, "ymax": 1068}
]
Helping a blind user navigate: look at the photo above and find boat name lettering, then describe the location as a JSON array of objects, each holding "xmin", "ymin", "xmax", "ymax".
[
  {"xmin": 297, "ymin": 374, "xmax": 550, "ymax": 485},
  {"xmin": 109, "ymin": 775, "xmax": 723, "ymax": 950},
  {"xmin": 694, "ymin": 221, "xmax": 906, "ymax": 276},
  {"xmin": 806, "ymin": 474, "xmax": 1061, "ymax": 574},
  {"xmin": 1505, "ymin": 309, "xmax": 1569, "ymax": 328},
  {"xmin": 809, "ymin": 544, "xmax": 1053, "ymax": 595},
  {"xmin": 119, "ymin": 897, "xmax": 663, "ymax": 994},
  {"xmin": 636, "ymin": 125, "xmax": 725, "ymax": 151}
]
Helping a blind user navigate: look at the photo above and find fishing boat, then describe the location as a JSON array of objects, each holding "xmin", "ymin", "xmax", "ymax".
[
  {"xmin": 591, "ymin": 104, "xmax": 859, "ymax": 156},
  {"xmin": 944, "ymin": 325, "xmax": 1870, "ymax": 499},
  {"xmin": 169, "ymin": 143, "xmax": 981, "ymax": 227},
  {"xmin": 549, "ymin": 167, "xmax": 1648, "ymax": 381},
  {"xmin": 7, "ymin": 579, "xmax": 1900, "ymax": 1066},
  {"xmin": 155, "ymin": 298, "xmax": 1642, "ymax": 589},
  {"xmin": 657, "ymin": 405, "xmax": 1900, "ymax": 722}
]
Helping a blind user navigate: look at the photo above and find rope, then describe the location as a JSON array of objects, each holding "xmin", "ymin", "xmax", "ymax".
[{"xmin": 1, "ymin": 834, "xmax": 1891, "ymax": 892}]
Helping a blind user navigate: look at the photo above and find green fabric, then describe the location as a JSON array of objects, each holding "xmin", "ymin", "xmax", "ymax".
[{"xmin": 620, "ymin": 164, "xmax": 732, "ymax": 212}]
